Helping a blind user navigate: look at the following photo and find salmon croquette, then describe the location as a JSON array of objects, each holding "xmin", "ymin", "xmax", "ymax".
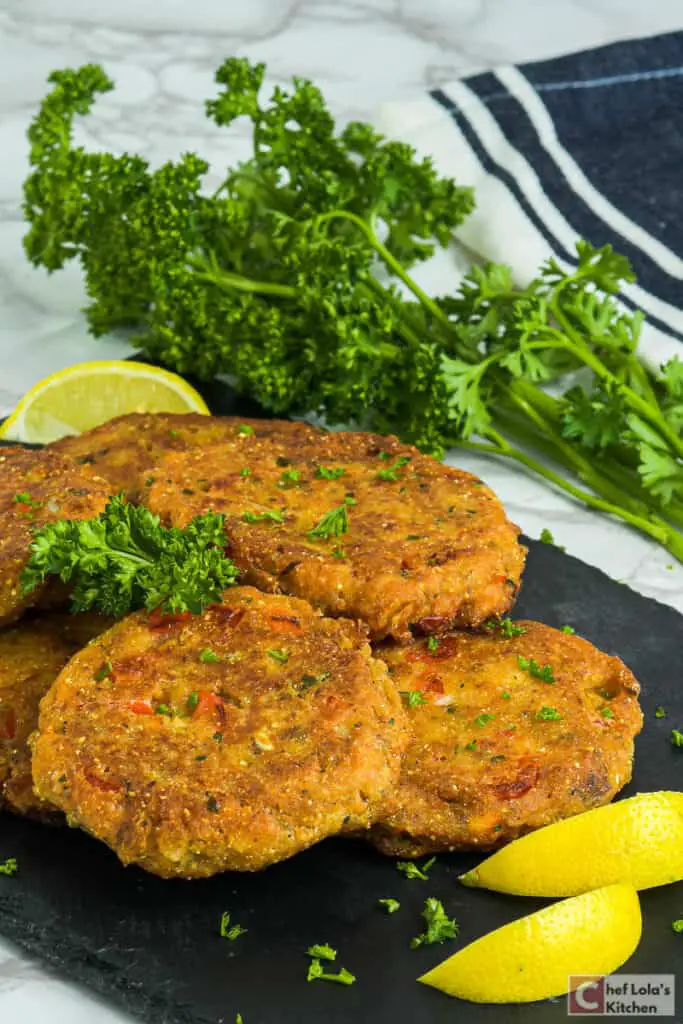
[
  {"xmin": 49, "ymin": 413, "xmax": 323, "ymax": 498},
  {"xmin": 31, "ymin": 587, "xmax": 408, "ymax": 877},
  {"xmin": 0, "ymin": 612, "xmax": 111, "ymax": 817},
  {"xmin": 0, "ymin": 446, "xmax": 112, "ymax": 625},
  {"xmin": 141, "ymin": 428, "xmax": 525, "ymax": 640},
  {"xmin": 369, "ymin": 621, "xmax": 642, "ymax": 857}
]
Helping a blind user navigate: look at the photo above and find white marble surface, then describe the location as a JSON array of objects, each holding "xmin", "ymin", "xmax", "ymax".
[{"xmin": 0, "ymin": 1, "xmax": 682, "ymax": 1022}]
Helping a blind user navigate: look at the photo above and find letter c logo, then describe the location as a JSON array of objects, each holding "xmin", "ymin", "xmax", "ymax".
[{"xmin": 575, "ymin": 981, "xmax": 602, "ymax": 1011}]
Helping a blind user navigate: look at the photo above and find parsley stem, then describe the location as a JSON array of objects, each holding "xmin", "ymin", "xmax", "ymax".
[
  {"xmin": 456, "ymin": 430, "xmax": 683, "ymax": 561},
  {"xmin": 189, "ymin": 254, "xmax": 297, "ymax": 299},
  {"xmin": 500, "ymin": 386, "xmax": 683, "ymax": 529},
  {"xmin": 315, "ymin": 210, "xmax": 451, "ymax": 330},
  {"xmin": 501, "ymin": 385, "xmax": 652, "ymax": 516},
  {"xmin": 547, "ymin": 300, "xmax": 683, "ymax": 459},
  {"xmin": 624, "ymin": 355, "xmax": 661, "ymax": 409},
  {"xmin": 496, "ymin": 407, "xmax": 665, "ymax": 522}
]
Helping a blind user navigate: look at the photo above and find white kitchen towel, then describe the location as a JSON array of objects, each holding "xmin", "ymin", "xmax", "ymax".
[{"xmin": 378, "ymin": 30, "xmax": 683, "ymax": 369}]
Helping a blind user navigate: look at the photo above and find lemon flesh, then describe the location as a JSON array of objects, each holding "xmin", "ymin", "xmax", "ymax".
[
  {"xmin": 419, "ymin": 883, "xmax": 641, "ymax": 1004},
  {"xmin": 0, "ymin": 361, "xmax": 209, "ymax": 443},
  {"xmin": 460, "ymin": 791, "xmax": 683, "ymax": 896}
]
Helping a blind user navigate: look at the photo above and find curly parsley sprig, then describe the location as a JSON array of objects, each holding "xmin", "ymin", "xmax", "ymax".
[
  {"xmin": 22, "ymin": 60, "xmax": 683, "ymax": 560},
  {"xmin": 20, "ymin": 496, "xmax": 238, "ymax": 616}
]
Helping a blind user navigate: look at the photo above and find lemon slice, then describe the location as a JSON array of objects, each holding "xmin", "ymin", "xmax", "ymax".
[
  {"xmin": 419, "ymin": 883, "xmax": 641, "ymax": 1004},
  {"xmin": 459, "ymin": 791, "xmax": 683, "ymax": 897},
  {"xmin": 0, "ymin": 361, "xmax": 210, "ymax": 443}
]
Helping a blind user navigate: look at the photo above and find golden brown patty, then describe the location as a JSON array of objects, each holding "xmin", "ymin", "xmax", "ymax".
[
  {"xmin": 0, "ymin": 447, "xmax": 112, "ymax": 625},
  {"xmin": 141, "ymin": 428, "xmax": 525, "ymax": 640},
  {"xmin": 49, "ymin": 413, "xmax": 323, "ymax": 498},
  {"xmin": 0, "ymin": 612, "xmax": 111, "ymax": 817},
  {"xmin": 369, "ymin": 621, "xmax": 642, "ymax": 856},
  {"xmin": 31, "ymin": 587, "xmax": 408, "ymax": 877}
]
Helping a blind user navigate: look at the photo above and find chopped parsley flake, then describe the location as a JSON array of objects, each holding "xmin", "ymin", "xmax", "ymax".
[
  {"xmin": 299, "ymin": 671, "xmax": 331, "ymax": 691},
  {"xmin": 307, "ymin": 960, "xmax": 355, "ymax": 985},
  {"xmin": 501, "ymin": 690, "xmax": 511, "ymax": 700},
  {"xmin": 600, "ymin": 706, "xmax": 615, "ymax": 719},
  {"xmin": 378, "ymin": 898, "xmax": 400, "ymax": 914},
  {"xmin": 199, "ymin": 648, "xmax": 221, "ymax": 663},
  {"xmin": 498, "ymin": 618, "xmax": 526, "ymax": 638},
  {"xmin": 307, "ymin": 498, "xmax": 355, "ymax": 540},
  {"xmin": 540, "ymin": 528, "xmax": 565, "ymax": 550},
  {"xmin": 155, "ymin": 703, "xmax": 173, "ymax": 717},
  {"xmin": 560, "ymin": 624, "xmax": 575, "ymax": 634},
  {"xmin": 410, "ymin": 898, "xmax": 459, "ymax": 949},
  {"xmin": 267, "ymin": 648, "xmax": 290, "ymax": 663},
  {"xmin": 307, "ymin": 943, "xmax": 336, "ymax": 961},
  {"xmin": 279, "ymin": 468, "xmax": 301, "ymax": 487},
  {"xmin": 536, "ymin": 706, "xmax": 562, "ymax": 721},
  {"xmin": 376, "ymin": 455, "xmax": 411, "ymax": 481},
  {"xmin": 427, "ymin": 636, "xmax": 440, "ymax": 652},
  {"xmin": 220, "ymin": 911, "xmax": 247, "ymax": 940},
  {"xmin": 672, "ymin": 919, "xmax": 683, "ymax": 933},
  {"xmin": 671, "ymin": 729, "xmax": 683, "ymax": 748},
  {"xmin": 242, "ymin": 509, "xmax": 285, "ymax": 524},
  {"xmin": 475, "ymin": 713, "xmax": 495, "ymax": 727},
  {"xmin": 13, "ymin": 492, "xmax": 41, "ymax": 508},
  {"xmin": 331, "ymin": 545, "xmax": 346, "ymax": 559},
  {"xmin": 0, "ymin": 858, "xmax": 17, "ymax": 877},
  {"xmin": 400, "ymin": 690, "xmax": 428, "ymax": 708},
  {"xmin": 238, "ymin": 424, "xmax": 254, "ymax": 435},
  {"xmin": 93, "ymin": 660, "xmax": 112, "ymax": 682},
  {"xmin": 465, "ymin": 740, "xmax": 477, "ymax": 751},
  {"xmin": 655, "ymin": 706, "xmax": 668, "ymax": 718},
  {"xmin": 396, "ymin": 857, "xmax": 435, "ymax": 881},
  {"xmin": 517, "ymin": 655, "xmax": 555, "ymax": 683},
  {"xmin": 187, "ymin": 691, "xmax": 199, "ymax": 713},
  {"xmin": 239, "ymin": 467, "xmax": 252, "ymax": 477},
  {"xmin": 315, "ymin": 465, "xmax": 345, "ymax": 480}
]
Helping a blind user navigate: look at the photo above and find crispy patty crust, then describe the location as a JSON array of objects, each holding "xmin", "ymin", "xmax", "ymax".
[
  {"xmin": 141, "ymin": 428, "xmax": 525, "ymax": 639},
  {"xmin": 369, "ymin": 621, "xmax": 642, "ymax": 856},
  {"xmin": 0, "ymin": 612, "xmax": 110, "ymax": 817},
  {"xmin": 0, "ymin": 447, "xmax": 112, "ymax": 624},
  {"xmin": 32, "ymin": 587, "xmax": 407, "ymax": 877},
  {"xmin": 49, "ymin": 413, "xmax": 322, "ymax": 498}
]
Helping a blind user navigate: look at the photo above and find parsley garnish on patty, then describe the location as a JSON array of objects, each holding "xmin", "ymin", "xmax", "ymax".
[
  {"xmin": 517, "ymin": 656, "xmax": 555, "ymax": 683},
  {"xmin": 21, "ymin": 496, "xmax": 238, "ymax": 617}
]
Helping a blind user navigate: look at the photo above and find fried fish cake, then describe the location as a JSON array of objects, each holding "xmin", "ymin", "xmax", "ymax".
[
  {"xmin": 0, "ymin": 446, "xmax": 112, "ymax": 625},
  {"xmin": 31, "ymin": 587, "xmax": 408, "ymax": 877},
  {"xmin": 141, "ymin": 429, "xmax": 525, "ymax": 640},
  {"xmin": 49, "ymin": 413, "xmax": 323, "ymax": 498},
  {"xmin": 369, "ymin": 621, "xmax": 642, "ymax": 857},
  {"xmin": 0, "ymin": 612, "xmax": 111, "ymax": 817}
]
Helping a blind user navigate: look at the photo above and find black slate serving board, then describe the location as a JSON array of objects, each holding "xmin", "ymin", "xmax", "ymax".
[{"xmin": 0, "ymin": 382, "xmax": 682, "ymax": 1024}]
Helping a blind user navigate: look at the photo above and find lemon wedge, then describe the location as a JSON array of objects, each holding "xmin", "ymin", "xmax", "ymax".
[
  {"xmin": 459, "ymin": 791, "xmax": 683, "ymax": 897},
  {"xmin": 0, "ymin": 361, "xmax": 209, "ymax": 443},
  {"xmin": 419, "ymin": 883, "xmax": 641, "ymax": 1003}
]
